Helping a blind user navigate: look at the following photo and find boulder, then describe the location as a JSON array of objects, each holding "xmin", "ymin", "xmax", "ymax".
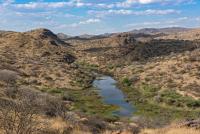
[{"xmin": 63, "ymin": 54, "xmax": 76, "ymax": 64}]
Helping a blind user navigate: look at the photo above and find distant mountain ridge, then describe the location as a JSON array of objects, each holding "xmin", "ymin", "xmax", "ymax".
[
  {"xmin": 56, "ymin": 27, "xmax": 192, "ymax": 40},
  {"xmin": 129, "ymin": 27, "xmax": 192, "ymax": 34},
  {"xmin": 58, "ymin": 33, "xmax": 113, "ymax": 40},
  {"xmin": 57, "ymin": 33, "xmax": 72, "ymax": 40}
]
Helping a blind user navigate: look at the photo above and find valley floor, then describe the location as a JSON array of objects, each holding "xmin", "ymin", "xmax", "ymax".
[{"xmin": 0, "ymin": 28, "xmax": 200, "ymax": 134}]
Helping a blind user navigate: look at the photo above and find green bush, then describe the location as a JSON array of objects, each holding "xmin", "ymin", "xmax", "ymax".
[
  {"xmin": 61, "ymin": 92, "xmax": 77, "ymax": 102},
  {"xmin": 141, "ymin": 85, "xmax": 159, "ymax": 98},
  {"xmin": 122, "ymin": 78, "xmax": 132, "ymax": 86},
  {"xmin": 186, "ymin": 99, "xmax": 200, "ymax": 108},
  {"xmin": 160, "ymin": 90, "xmax": 183, "ymax": 106},
  {"xmin": 107, "ymin": 64, "xmax": 114, "ymax": 70},
  {"xmin": 160, "ymin": 90, "xmax": 200, "ymax": 108},
  {"xmin": 48, "ymin": 88, "xmax": 63, "ymax": 94}
]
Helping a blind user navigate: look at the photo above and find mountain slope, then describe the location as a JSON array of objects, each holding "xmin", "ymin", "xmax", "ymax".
[
  {"xmin": 0, "ymin": 28, "xmax": 78, "ymax": 89},
  {"xmin": 158, "ymin": 28, "xmax": 200, "ymax": 40},
  {"xmin": 71, "ymin": 32, "xmax": 200, "ymax": 64},
  {"xmin": 69, "ymin": 29, "xmax": 200, "ymax": 100}
]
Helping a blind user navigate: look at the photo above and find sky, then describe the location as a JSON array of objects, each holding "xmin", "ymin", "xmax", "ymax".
[{"xmin": 0, "ymin": 0, "xmax": 200, "ymax": 35}]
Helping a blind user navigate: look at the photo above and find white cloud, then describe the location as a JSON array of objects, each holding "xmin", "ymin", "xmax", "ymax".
[
  {"xmin": 56, "ymin": 18, "xmax": 101, "ymax": 29},
  {"xmin": 96, "ymin": 3, "xmax": 115, "ymax": 9},
  {"xmin": 125, "ymin": 16, "xmax": 194, "ymax": 28},
  {"xmin": 126, "ymin": 21, "xmax": 180, "ymax": 28},
  {"xmin": 11, "ymin": 0, "xmax": 92, "ymax": 9},
  {"xmin": 79, "ymin": 19, "xmax": 101, "ymax": 24},
  {"xmin": 126, "ymin": 21, "xmax": 161, "ymax": 27},
  {"xmin": 64, "ymin": 13, "xmax": 80, "ymax": 18},
  {"xmin": 0, "ymin": 0, "xmax": 193, "ymax": 10},
  {"xmin": 88, "ymin": 9, "xmax": 180, "ymax": 17},
  {"xmin": 0, "ymin": 5, "xmax": 3, "ymax": 12},
  {"xmin": 177, "ymin": 17, "xmax": 188, "ymax": 20},
  {"xmin": 1, "ymin": 0, "xmax": 14, "ymax": 5},
  {"xmin": 134, "ymin": 9, "xmax": 180, "ymax": 15},
  {"xmin": 69, "ymin": 18, "xmax": 101, "ymax": 27},
  {"xmin": 116, "ymin": 0, "xmax": 193, "ymax": 8},
  {"xmin": 67, "ymin": 0, "xmax": 92, "ymax": 7},
  {"xmin": 15, "ymin": 2, "xmax": 70, "ymax": 9},
  {"xmin": 117, "ymin": 0, "xmax": 164, "ymax": 7},
  {"xmin": 195, "ymin": 17, "xmax": 200, "ymax": 21}
]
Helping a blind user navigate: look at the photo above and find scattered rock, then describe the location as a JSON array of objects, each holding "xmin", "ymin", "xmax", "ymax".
[
  {"xmin": 129, "ymin": 75, "xmax": 140, "ymax": 83},
  {"xmin": 63, "ymin": 54, "xmax": 76, "ymax": 64}
]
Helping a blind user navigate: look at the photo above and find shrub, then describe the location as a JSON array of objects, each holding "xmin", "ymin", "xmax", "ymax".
[
  {"xmin": 123, "ymin": 78, "xmax": 132, "ymax": 86},
  {"xmin": 48, "ymin": 88, "xmax": 63, "ymax": 94},
  {"xmin": 160, "ymin": 90, "xmax": 183, "ymax": 106},
  {"xmin": 0, "ymin": 69, "xmax": 18, "ymax": 84},
  {"xmin": 0, "ymin": 93, "xmax": 44, "ymax": 134},
  {"xmin": 108, "ymin": 64, "xmax": 114, "ymax": 70},
  {"xmin": 44, "ymin": 96, "xmax": 68, "ymax": 118},
  {"xmin": 160, "ymin": 90, "xmax": 200, "ymax": 108},
  {"xmin": 141, "ymin": 85, "xmax": 159, "ymax": 98},
  {"xmin": 82, "ymin": 117, "xmax": 107, "ymax": 134},
  {"xmin": 186, "ymin": 100, "xmax": 200, "ymax": 108},
  {"xmin": 61, "ymin": 92, "xmax": 76, "ymax": 101}
]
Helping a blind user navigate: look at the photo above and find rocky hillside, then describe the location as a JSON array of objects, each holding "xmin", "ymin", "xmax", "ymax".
[
  {"xmin": 71, "ymin": 32, "xmax": 200, "ymax": 65},
  {"xmin": 0, "ymin": 28, "xmax": 82, "ymax": 89},
  {"xmin": 157, "ymin": 29, "xmax": 200, "ymax": 40},
  {"xmin": 70, "ymin": 29, "xmax": 200, "ymax": 97}
]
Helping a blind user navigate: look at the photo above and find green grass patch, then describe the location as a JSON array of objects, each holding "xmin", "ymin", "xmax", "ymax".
[
  {"xmin": 76, "ymin": 61, "xmax": 99, "ymax": 70},
  {"xmin": 118, "ymin": 83, "xmax": 200, "ymax": 125},
  {"xmin": 140, "ymin": 84, "xmax": 159, "ymax": 98},
  {"xmin": 40, "ymin": 86, "xmax": 119, "ymax": 121},
  {"xmin": 160, "ymin": 90, "xmax": 200, "ymax": 108},
  {"xmin": 69, "ymin": 88, "xmax": 119, "ymax": 121},
  {"xmin": 40, "ymin": 87, "xmax": 65, "ymax": 94}
]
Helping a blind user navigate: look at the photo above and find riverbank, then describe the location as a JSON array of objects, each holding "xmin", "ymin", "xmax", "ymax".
[
  {"xmin": 64, "ymin": 61, "xmax": 200, "ymax": 128},
  {"xmin": 77, "ymin": 61, "xmax": 200, "ymax": 126},
  {"xmin": 93, "ymin": 76, "xmax": 134, "ymax": 117}
]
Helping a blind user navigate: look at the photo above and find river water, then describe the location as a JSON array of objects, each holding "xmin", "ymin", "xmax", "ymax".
[{"xmin": 93, "ymin": 76, "xmax": 134, "ymax": 117}]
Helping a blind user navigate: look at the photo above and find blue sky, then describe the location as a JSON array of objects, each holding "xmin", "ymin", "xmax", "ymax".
[{"xmin": 0, "ymin": 0, "xmax": 199, "ymax": 35}]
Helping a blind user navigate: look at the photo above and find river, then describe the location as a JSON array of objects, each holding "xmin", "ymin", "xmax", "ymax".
[{"xmin": 93, "ymin": 76, "xmax": 134, "ymax": 117}]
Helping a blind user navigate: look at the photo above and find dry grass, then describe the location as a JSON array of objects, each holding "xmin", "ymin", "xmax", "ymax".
[
  {"xmin": 0, "ymin": 29, "xmax": 90, "ymax": 90},
  {"xmin": 71, "ymin": 127, "xmax": 200, "ymax": 134},
  {"xmin": 114, "ymin": 49, "xmax": 200, "ymax": 99},
  {"xmin": 48, "ymin": 117, "xmax": 68, "ymax": 131},
  {"xmin": 141, "ymin": 127, "xmax": 200, "ymax": 134}
]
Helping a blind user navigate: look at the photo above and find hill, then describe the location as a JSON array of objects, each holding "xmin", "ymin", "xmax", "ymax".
[
  {"xmin": 158, "ymin": 28, "xmax": 200, "ymax": 40},
  {"xmin": 71, "ymin": 32, "xmax": 200, "ymax": 64},
  {"xmin": 57, "ymin": 33, "xmax": 72, "ymax": 40},
  {"xmin": 0, "ymin": 29, "xmax": 80, "ymax": 88}
]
